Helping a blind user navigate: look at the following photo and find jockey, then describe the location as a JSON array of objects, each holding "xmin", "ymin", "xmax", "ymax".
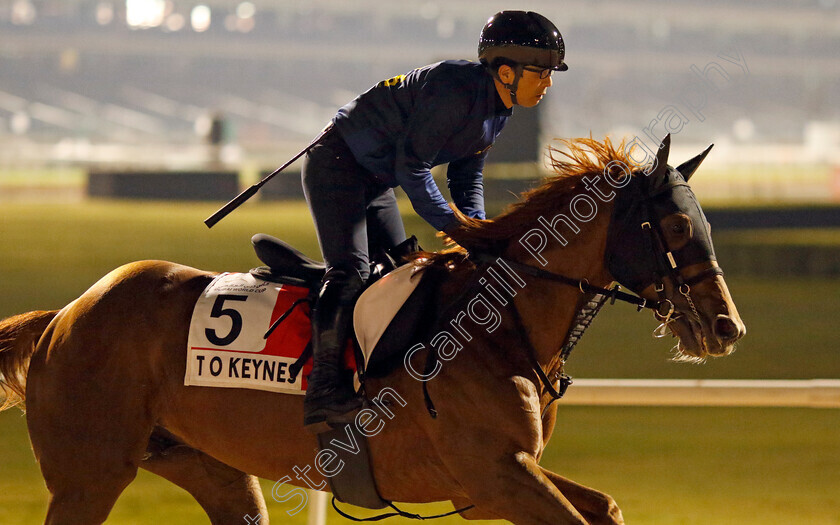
[{"xmin": 302, "ymin": 10, "xmax": 568, "ymax": 431}]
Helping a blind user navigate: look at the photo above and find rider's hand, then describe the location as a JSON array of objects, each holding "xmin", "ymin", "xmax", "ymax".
[{"xmin": 442, "ymin": 221, "xmax": 472, "ymax": 251}]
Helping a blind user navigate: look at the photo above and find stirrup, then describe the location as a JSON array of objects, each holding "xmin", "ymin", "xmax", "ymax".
[{"xmin": 304, "ymin": 399, "xmax": 363, "ymax": 434}]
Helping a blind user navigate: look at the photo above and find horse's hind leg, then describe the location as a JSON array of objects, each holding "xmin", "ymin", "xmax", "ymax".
[
  {"xmin": 28, "ymin": 401, "xmax": 152, "ymax": 525},
  {"xmin": 43, "ymin": 476, "xmax": 137, "ymax": 525},
  {"xmin": 26, "ymin": 326, "xmax": 158, "ymax": 523},
  {"xmin": 28, "ymin": 397, "xmax": 153, "ymax": 524},
  {"xmin": 141, "ymin": 429, "xmax": 269, "ymax": 525}
]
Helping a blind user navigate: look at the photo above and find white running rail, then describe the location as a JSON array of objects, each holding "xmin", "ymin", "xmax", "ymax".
[{"xmin": 562, "ymin": 378, "xmax": 840, "ymax": 408}]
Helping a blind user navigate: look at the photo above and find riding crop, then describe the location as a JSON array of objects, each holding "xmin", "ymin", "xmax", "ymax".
[{"xmin": 204, "ymin": 123, "xmax": 334, "ymax": 228}]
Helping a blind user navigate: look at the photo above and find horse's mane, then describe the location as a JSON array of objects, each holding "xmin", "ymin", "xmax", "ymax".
[{"xmin": 417, "ymin": 136, "xmax": 635, "ymax": 266}]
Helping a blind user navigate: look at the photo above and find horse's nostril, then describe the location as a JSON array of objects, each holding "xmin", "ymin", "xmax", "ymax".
[{"xmin": 714, "ymin": 316, "xmax": 740, "ymax": 341}]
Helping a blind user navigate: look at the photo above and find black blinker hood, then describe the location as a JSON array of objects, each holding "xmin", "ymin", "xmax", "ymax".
[{"xmin": 605, "ymin": 160, "xmax": 717, "ymax": 294}]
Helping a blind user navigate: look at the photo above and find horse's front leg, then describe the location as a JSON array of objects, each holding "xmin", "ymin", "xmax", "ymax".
[
  {"xmin": 447, "ymin": 450, "xmax": 590, "ymax": 525},
  {"xmin": 540, "ymin": 467, "xmax": 624, "ymax": 525}
]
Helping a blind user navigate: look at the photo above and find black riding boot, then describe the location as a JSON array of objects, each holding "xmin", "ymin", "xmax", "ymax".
[{"xmin": 303, "ymin": 268, "xmax": 365, "ymax": 432}]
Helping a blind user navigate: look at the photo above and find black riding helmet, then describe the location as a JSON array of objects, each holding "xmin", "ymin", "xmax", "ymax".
[{"xmin": 478, "ymin": 11, "xmax": 567, "ymax": 105}]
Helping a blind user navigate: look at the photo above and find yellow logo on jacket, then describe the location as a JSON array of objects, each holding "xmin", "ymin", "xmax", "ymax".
[{"xmin": 378, "ymin": 74, "xmax": 406, "ymax": 88}]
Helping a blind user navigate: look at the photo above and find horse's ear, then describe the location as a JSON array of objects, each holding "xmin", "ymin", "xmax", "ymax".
[
  {"xmin": 676, "ymin": 143, "xmax": 713, "ymax": 181},
  {"xmin": 649, "ymin": 134, "xmax": 671, "ymax": 178}
]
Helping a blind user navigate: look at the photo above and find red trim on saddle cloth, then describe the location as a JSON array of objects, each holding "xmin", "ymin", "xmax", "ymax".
[{"xmin": 264, "ymin": 285, "xmax": 357, "ymax": 390}]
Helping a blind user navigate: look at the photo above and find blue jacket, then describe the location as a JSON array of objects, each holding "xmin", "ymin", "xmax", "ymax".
[{"xmin": 332, "ymin": 60, "xmax": 512, "ymax": 231}]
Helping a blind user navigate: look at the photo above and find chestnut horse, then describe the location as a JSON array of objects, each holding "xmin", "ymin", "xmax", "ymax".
[{"xmin": 0, "ymin": 136, "xmax": 743, "ymax": 525}]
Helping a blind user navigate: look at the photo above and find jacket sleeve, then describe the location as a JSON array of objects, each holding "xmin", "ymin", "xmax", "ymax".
[
  {"xmin": 447, "ymin": 150, "xmax": 488, "ymax": 220},
  {"xmin": 393, "ymin": 76, "xmax": 474, "ymax": 231}
]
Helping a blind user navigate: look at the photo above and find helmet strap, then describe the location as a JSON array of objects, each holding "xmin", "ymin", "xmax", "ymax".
[{"xmin": 490, "ymin": 63, "xmax": 524, "ymax": 106}]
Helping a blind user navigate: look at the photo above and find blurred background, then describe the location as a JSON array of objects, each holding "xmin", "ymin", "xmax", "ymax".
[
  {"xmin": 1, "ymin": 0, "xmax": 839, "ymax": 200},
  {"xmin": 1, "ymin": 1, "xmax": 839, "ymax": 524}
]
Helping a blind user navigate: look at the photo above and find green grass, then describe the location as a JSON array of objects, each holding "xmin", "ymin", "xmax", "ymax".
[
  {"xmin": 2, "ymin": 406, "xmax": 838, "ymax": 524},
  {"xmin": 0, "ymin": 168, "xmax": 86, "ymax": 188},
  {"xmin": 0, "ymin": 201, "xmax": 312, "ymax": 316},
  {"xmin": 0, "ymin": 201, "xmax": 442, "ymax": 316},
  {"xmin": 1, "ymin": 201, "xmax": 839, "ymax": 523},
  {"xmin": 549, "ymin": 406, "xmax": 840, "ymax": 525}
]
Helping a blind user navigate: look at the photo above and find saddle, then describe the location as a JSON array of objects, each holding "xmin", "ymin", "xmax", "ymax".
[
  {"xmin": 250, "ymin": 233, "xmax": 417, "ymax": 289},
  {"xmin": 250, "ymin": 233, "xmax": 326, "ymax": 288}
]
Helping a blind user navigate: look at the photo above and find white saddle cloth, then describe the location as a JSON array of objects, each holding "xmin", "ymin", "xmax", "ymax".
[{"xmin": 353, "ymin": 262, "xmax": 426, "ymax": 367}]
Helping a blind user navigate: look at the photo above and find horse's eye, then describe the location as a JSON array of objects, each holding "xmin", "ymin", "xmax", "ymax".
[{"xmin": 672, "ymin": 223, "xmax": 685, "ymax": 235}]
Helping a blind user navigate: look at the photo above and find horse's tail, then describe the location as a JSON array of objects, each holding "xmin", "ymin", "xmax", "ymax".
[{"xmin": 0, "ymin": 310, "xmax": 58, "ymax": 411}]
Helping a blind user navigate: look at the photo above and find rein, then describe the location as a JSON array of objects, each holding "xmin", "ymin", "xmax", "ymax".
[
  {"xmin": 470, "ymin": 254, "xmax": 645, "ymax": 414},
  {"xmin": 503, "ymin": 287, "xmax": 606, "ymax": 415},
  {"xmin": 419, "ymin": 254, "xmax": 650, "ymax": 420},
  {"xmin": 473, "ymin": 253, "xmax": 667, "ymax": 314}
]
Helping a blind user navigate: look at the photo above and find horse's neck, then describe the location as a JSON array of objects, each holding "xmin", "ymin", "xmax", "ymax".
[{"xmin": 502, "ymin": 202, "xmax": 613, "ymax": 370}]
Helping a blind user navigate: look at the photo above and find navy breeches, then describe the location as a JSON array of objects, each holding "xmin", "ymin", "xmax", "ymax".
[{"xmin": 302, "ymin": 129, "xmax": 407, "ymax": 280}]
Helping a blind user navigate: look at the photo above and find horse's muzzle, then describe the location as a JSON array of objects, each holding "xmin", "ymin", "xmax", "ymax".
[{"xmin": 714, "ymin": 314, "xmax": 744, "ymax": 346}]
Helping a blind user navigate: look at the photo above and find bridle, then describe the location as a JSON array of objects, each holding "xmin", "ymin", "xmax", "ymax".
[
  {"xmin": 420, "ymin": 165, "xmax": 725, "ymax": 419},
  {"xmin": 479, "ymin": 169, "xmax": 723, "ymax": 319},
  {"xmin": 636, "ymin": 177, "xmax": 724, "ymax": 326},
  {"xmin": 468, "ymin": 169, "xmax": 723, "ymax": 411}
]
